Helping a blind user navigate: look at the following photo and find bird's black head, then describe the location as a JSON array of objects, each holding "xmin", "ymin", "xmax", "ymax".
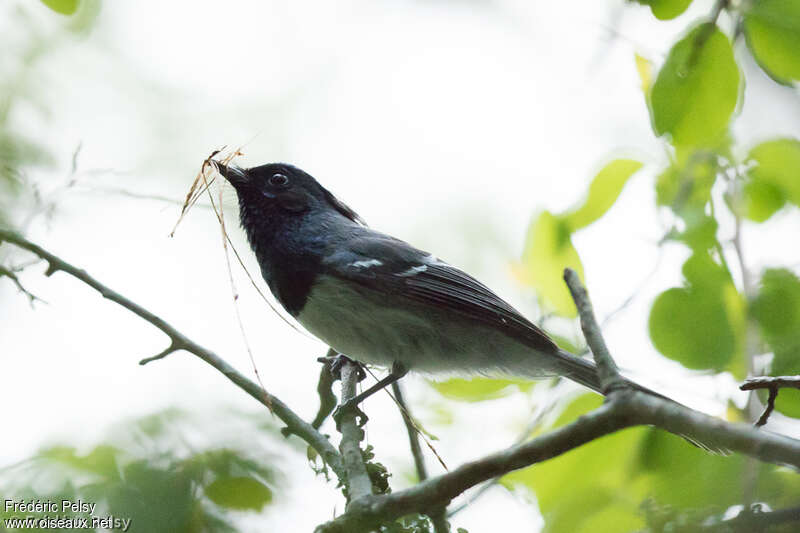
[{"xmin": 215, "ymin": 161, "xmax": 365, "ymax": 226}]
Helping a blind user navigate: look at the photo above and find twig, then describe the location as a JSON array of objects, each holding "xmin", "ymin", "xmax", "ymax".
[
  {"xmin": 391, "ymin": 382, "xmax": 450, "ymax": 533},
  {"xmin": 687, "ymin": 0, "xmax": 729, "ymax": 68},
  {"xmin": 0, "ymin": 229, "xmax": 345, "ymax": 479},
  {"xmin": 362, "ymin": 366, "xmax": 448, "ymax": 472},
  {"xmin": 755, "ymin": 388, "xmax": 778, "ymax": 427},
  {"xmin": 601, "ymin": 246, "xmax": 664, "ymax": 328},
  {"xmin": 338, "ymin": 359, "xmax": 374, "ymax": 502},
  {"xmin": 447, "ymin": 391, "xmax": 560, "ymax": 517},
  {"xmin": 0, "ymin": 264, "xmax": 45, "ymax": 305},
  {"xmin": 391, "ymin": 381, "xmax": 428, "ymax": 482},
  {"xmin": 741, "ymin": 376, "xmax": 800, "ymax": 391},
  {"xmin": 563, "ymin": 268, "xmax": 625, "ymax": 393},
  {"xmin": 740, "ymin": 376, "xmax": 800, "ymax": 427}
]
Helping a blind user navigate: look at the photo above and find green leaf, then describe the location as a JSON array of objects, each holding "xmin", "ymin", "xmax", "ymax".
[
  {"xmin": 205, "ymin": 476, "xmax": 273, "ymax": 511},
  {"xmin": 655, "ymin": 153, "xmax": 717, "ymax": 210},
  {"xmin": 650, "ymin": 24, "xmax": 740, "ymax": 147},
  {"xmin": 636, "ymin": 428, "xmax": 800, "ymax": 509},
  {"xmin": 649, "ymin": 253, "xmax": 743, "ymax": 371},
  {"xmin": 751, "ymin": 269, "xmax": 800, "ymax": 417},
  {"xmin": 743, "ymin": 0, "xmax": 800, "ymax": 82},
  {"xmin": 634, "ymin": 0, "xmax": 693, "ymax": 20},
  {"xmin": 40, "ymin": 0, "xmax": 80, "ymax": 15},
  {"xmin": 562, "ymin": 159, "xmax": 643, "ymax": 231},
  {"xmin": 741, "ymin": 178, "xmax": 786, "ymax": 222},
  {"xmin": 429, "ymin": 377, "xmax": 532, "ymax": 402},
  {"xmin": 517, "ymin": 211, "xmax": 584, "ymax": 317},
  {"xmin": 649, "ymin": 287, "xmax": 735, "ymax": 370},
  {"xmin": 741, "ymin": 138, "xmax": 800, "ymax": 222},
  {"xmin": 677, "ymin": 213, "xmax": 718, "ymax": 251}
]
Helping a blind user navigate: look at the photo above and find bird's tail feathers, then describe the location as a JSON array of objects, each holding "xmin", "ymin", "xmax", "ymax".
[{"xmin": 543, "ymin": 350, "xmax": 727, "ymax": 454}]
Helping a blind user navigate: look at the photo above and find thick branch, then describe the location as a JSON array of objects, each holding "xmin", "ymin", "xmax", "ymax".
[
  {"xmin": 563, "ymin": 268, "xmax": 624, "ymax": 392},
  {"xmin": 0, "ymin": 229, "xmax": 344, "ymax": 479},
  {"xmin": 338, "ymin": 359, "xmax": 374, "ymax": 502}
]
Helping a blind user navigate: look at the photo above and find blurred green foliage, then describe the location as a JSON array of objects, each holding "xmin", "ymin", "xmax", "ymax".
[
  {"xmin": 0, "ymin": 0, "xmax": 100, "ymax": 228},
  {"xmin": 40, "ymin": 0, "xmax": 80, "ymax": 16},
  {"xmin": 743, "ymin": 0, "xmax": 800, "ymax": 83},
  {"xmin": 751, "ymin": 269, "xmax": 800, "ymax": 416},
  {"xmin": 0, "ymin": 409, "xmax": 283, "ymax": 532},
  {"xmin": 430, "ymin": 377, "xmax": 534, "ymax": 402},
  {"xmin": 742, "ymin": 138, "xmax": 800, "ymax": 222},
  {"xmin": 649, "ymin": 252, "xmax": 745, "ymax": 373},
  {"xmin": 517, "ymin": 159, "xmax": 642, "ymax": 316},
  {"xmin": 651, "ymin": 24, "xmax": 739, "ymax": 148},
  {"xmin": 634, "ymin": 0, "xmax": 694, "ymax": 21}
]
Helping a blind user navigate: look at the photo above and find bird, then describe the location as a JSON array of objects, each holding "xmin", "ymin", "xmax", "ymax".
[{"xmin": 213, "ymin": 161, "xmax": 664, "ymax": 405}]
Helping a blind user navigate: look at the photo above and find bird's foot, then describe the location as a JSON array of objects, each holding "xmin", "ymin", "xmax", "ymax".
[
  {"xmin": 317, "ymin": 353, "xmax": 366, "ymax": 382},
  {"xmin": 333, "ymin": 399, "xmax": 369, "ymax": 430}
]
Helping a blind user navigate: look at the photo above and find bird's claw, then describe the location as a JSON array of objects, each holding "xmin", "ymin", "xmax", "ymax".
[
  {"xmin": 323, "ymin": 353, "xmax": 366, "ymax": 382},
  {"xmin": 333, "ymin": 399, "xmax": 369, "ymax": 430}
]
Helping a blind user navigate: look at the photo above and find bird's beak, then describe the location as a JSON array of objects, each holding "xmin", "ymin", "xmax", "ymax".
[{"xmin": 212, "ymin": 160, "xmax": 248, "ymax": 186}]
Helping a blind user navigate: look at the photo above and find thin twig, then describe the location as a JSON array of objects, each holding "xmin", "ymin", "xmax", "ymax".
[
  {"xmin": 362, "ymin": 366, "xmax": 448, "ymax": 472},
  {"xmin": 755, "ymin": 388, "xmax": 778, "ymax": 427},
  {"xmin": 391, "ymin": 381, "xmax": 428, "ymax": 482},
  {"xmin": 0, "ymin": 264, "xmax": 45, "ymax": 305},
  {"xmin": 601, "ymin": 246, "xmax": 664, "ymax": 327},
  {"xmin": 741, "ymin": 376, "xmax": 800, "ymax": 391},
  {"xmin": 0, "ymin": 229, "xmax": 345, "ymax": 479},
  {"xmin": 392, "ymin": 383, "xmax": 449, "ymax": 533},
  {"xmin": 563, "ymin": 268, "xmax": 624, "ymax": 393},
  {"xmin": 740, "ymin": 376, "xmax": 800, "ymax": 427},
  {"xmin": 207, "ymin": 166, "xmax": 272, "ymax": 411}
]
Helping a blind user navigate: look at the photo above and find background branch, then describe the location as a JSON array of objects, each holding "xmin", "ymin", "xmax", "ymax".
[{"xmin": 0, "ymin": 229, "xmax": 345, "ymax": 480}]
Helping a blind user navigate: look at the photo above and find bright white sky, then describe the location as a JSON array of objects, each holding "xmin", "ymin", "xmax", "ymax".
[{"xmin": 2, "ymin": 0, "xmax": 800, "ymax": 531}]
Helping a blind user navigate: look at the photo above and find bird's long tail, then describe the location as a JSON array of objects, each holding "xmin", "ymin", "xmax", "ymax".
[
  {"xmin": 553, "ymin": 349, "xmax": 673, "ymax": 401},
  {"xmin": 549, "ymin": 349, "xmax": 726, "ymax": 454}
]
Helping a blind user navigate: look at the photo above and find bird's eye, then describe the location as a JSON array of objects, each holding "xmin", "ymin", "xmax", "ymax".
[{"xmin": 268, "ymin": 173, "xmax": 289, "ymax": 187}]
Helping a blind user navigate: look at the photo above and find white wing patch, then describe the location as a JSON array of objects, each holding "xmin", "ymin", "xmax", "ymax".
[
  {"xmin": 350, "ymin": 259, "xmax": 383, "ymax": 269},
  {"xmin": 396, "ymin": 265, "xmax": 428, "ymax": 277}
]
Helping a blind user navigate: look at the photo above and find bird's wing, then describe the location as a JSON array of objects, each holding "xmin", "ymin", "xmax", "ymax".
[{"xmin": 322, "ymin": 231, "xmax": 558, "ymax": 354}]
